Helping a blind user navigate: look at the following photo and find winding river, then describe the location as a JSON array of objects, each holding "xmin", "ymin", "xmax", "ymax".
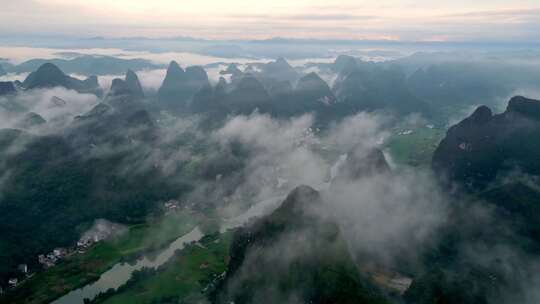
[{"xmin": 51, "ymin": 195, "xmax": 284, "ymax": 304}]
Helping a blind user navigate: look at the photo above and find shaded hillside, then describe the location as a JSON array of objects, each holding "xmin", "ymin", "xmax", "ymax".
[
  {"xmin": 333, "ymin": 63, "xmax": 430, "ymax": 116},
  {"xmin": 22, "ymin": 63, "xmax": 102, "ymax": 96},
  {"xmin": 433, "ymin": 96, "xmax": 540, "ymax": 190},
  {"xmin": 0, "ymin": 100, "xmax": 188, "ymax": 284},
  {"xmin": 211, "ymin": 186, "xmax": 390, "ymax": 304},
  {"xmin": 157, "ymin": 61, "xmax": 210, "ymax": 111}
]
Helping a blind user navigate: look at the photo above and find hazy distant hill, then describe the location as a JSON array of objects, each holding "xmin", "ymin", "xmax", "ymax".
[
  {"xmin": 22, "ymin": 63, "xmax": 102, "ymax": 96},
  {"xmin": 9, "ymin": 55, "xmax": 162, "ymax": 76}
]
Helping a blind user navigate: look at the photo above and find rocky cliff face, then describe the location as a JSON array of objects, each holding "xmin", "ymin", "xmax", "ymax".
[{"xmin": 433, "ymin": 96, "xmax": 540, "ymax": 189}]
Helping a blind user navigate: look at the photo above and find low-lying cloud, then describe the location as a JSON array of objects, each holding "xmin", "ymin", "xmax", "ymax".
[{"xmin": 0, "ymin": 87, "xmax": 100, "ymax": 131}]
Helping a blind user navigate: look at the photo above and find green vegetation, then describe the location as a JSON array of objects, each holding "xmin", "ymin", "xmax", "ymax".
[
  {"xmin": 0, "ymin": 128, "xmax": 194, "ymax": 285},
  {"xmin": 93, "ymin": 232, "xmax": 233, "ymax": 304},
  {"xmin": 213, "ymin": 186, "xmax": 391, "ymax": 304},
  {"xmin": 385, "ymin": 126, "xmax": 445, "ymax": 167},
  {"xmin": 3, "ymin": 211, "xmax": 200, "ymax": 304}
]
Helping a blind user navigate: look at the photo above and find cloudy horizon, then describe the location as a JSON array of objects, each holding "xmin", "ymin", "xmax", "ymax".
[{"xmin": 2, "ymin": 0, "xmax": 540, "ymax": 42}]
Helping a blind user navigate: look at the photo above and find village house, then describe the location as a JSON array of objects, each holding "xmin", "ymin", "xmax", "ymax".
[
  {"xmin": 8, "ymin": 278, "xmax": 18, "ymax": 288},
  {"xmin": 77, "ymin": 238, "xmax": 95, "ymax": 249},
  {"xmin": 38, "ymin": 252, "xmax": 59, "ymax": 268},
  {"xmin": 164, "ymin": 200, "xmax": 180, "ymax": 212},
  {"xmin": 17, "ymin": 264, "xmax": 28, "ymax": 275},
  {"xmin": 53, "ymin": 248, "xmax": 67, "ymax": 258}
]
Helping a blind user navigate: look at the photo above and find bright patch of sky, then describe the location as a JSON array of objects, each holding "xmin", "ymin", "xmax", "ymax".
[{"xmin": 1, "ymin": 0, "xmax": 539, "ymax": 41}]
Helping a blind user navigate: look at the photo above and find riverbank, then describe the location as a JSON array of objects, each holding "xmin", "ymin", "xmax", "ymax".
[
  {"xmin": 2, "ymin": 210, "xmax": 200, "ymax": 304},
  {"xmin": 90, "ymin": 232, "xmax": 233, "ymax": 304}
]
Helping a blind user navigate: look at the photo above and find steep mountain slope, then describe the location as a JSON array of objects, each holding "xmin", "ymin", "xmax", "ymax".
[
  {"xmin": 211, "ymin": 185, "xmax": 390, "ymax": 304},
  {"xmin": 433, "ymin": 96, "xmax": 540, "ymax": 189},
  {"xmin": 125, "ymin": 69, "xmax": 145, "ymax": 99},
  {"xmin": 273, "ymin": 72, "xmax": 336, "ymax": 116},
  {"xmin": 333, "ymin": 64, "xmax": 430, "ymax": 116},
  {"xmin": 157, "ymin": 61, "xmax": 210, "ymax": 110},
  {"xmin": 259, "ymin": 57, "xmax": 299, "ymax": 83},
  {"xmin": 222, "ymin": 75, "xmax": 272, "ymax": 114},
  {"xmin": 21, "ymin": 63, "xmax": 102, "ymax": 96},
  {"xmin": 0, "ymin": 93, "xmax": 186, "ymax": 285},
  {"xmin": 105, "ymin": 69, "xmax": 146, "ymax": 110}
]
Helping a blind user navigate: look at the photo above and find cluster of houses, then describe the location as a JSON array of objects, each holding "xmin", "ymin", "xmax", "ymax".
[
  {"xmin": 39, "ymin": 220, "xmax": 127, "ymax": 270},
  {"xmin": 38, "ymin": 248, "xmax": 68, "ymax": 269},
  {"xmin": 77, "ymin": 236, "xmax": 99, "ymax": 252},
  {"xmin": 163, "ymin": 200, "xmax": 181, "ymax": 213},
  {"xmin": 4, "ymin": 219, "xmax": 128, "ymax": 293},
  {"xmin": 2, "ymin": 264, "xmax": 30, "ymax": 291},
  {"xmin": 398, "ymin": 129, "xmax": 414, "ymax": 135},
  {"xmin": 5, "ymin": 229, "xmax": 109, "ymax": 291}
]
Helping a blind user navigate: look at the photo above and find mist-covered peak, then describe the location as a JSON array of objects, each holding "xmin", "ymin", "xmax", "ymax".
[
  {"xmin": 165, "ymin": 60, "xmax": 185, "ymax": 78},
  {"xmin": 35, "ymin": 63, "xmax": 65, "ymax": 79},
  {"xmin": 125, "ymin": 69, "xmax": 145, "ymax": 98},
  {"xmin": 220, "ymin": 63, "xmax": 243, "ymax": 76},
  {"xmin": 333, "ymin": 147, "xmax": 391, "ymax": 183},
  {"xmin": 185, "ymin": 66, "xmax": 209, "ymax": 83},
  {"xmin": 275, "ymin": 57, "xmax": 291, "ymax": 67},
  {"xmin": 297, "ymin": 72, "xmax": 328, "ymax": 90},
  {"xmin": 468, "ymin": 105, "xmax": 493, "ymax": 124},
  {"xmin": 333, "ymin": 55, "xmax": 359, "ymax": 72},
  {"xmin": 261, "ymin": 58, "xmax": 298, "ymax": 82},
  {"xmin": 106, "ymin": 69, "xmax": 145, "ymax": 103},
  {"xmin": 21, "ymin": 63, "xmax": 102, "ymax": 95},
  {"xmin": 83, "ymin": 75, "xmax": 99, "ymax": 88},
  {"xmin": 158, "ymin": 62, "xmax": 210, "ymax": 110},
  {"xmin": 433, "ymin": 95, "xmax": 540, "ymax": 189},
  {"xmin": 109, "ymin": 78, "xmax": 130, "ymax": 96},
  {"xmin": 294, "ymin": 72, "xmax": 336, "ymax": 107},
  {"xmin": 274, "ymin": 185, "xmax": 321, "ymax": 217},
  {"xmin": 22, "ymin": 63, "xmax": 67, "ymax": 89},
  {"xmin": 506, "ymin": 96, "xmax": 540, "ymax": 119}
]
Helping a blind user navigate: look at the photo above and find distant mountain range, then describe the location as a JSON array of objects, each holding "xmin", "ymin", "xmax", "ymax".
[
  {"xmin": 2, "ymin": 56, "xmax": 540, "ymax": 304},
  {"xmin": 2, "ymin": 52, "xmax": 538, "ymax": 126},
  {"xmin": 5, "ymin": 55, "xmax": 162, "ymax": 76}
]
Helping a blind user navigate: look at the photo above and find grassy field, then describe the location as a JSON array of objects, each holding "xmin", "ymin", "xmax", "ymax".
[
  {"xmin": 94, "ymin": 231, "xmax": 233, "ymax": 304},
  {"xmin": 3, "ymin": 211, "xmax": 200, "ymax": 304},
  {"xmin": 385, "ymin": 126, "xmax": 446, "ymax": 168}
]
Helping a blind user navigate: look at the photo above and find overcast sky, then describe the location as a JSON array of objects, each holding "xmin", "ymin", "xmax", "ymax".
[{"xmin": 2, "ymin": 0, "xmax": 540, "ymax": 42}]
